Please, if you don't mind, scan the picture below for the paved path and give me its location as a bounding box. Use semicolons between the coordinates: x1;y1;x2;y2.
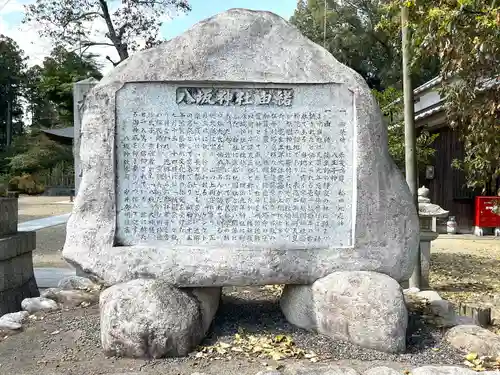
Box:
18;213;70;232
17;211;73;288
34;267;76;289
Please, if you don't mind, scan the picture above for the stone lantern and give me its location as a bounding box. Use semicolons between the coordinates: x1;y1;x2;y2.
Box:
418;186;449;289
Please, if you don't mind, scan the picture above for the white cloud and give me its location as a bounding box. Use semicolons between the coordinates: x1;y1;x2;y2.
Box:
0;0;117;74
0;0;24;15
0;18;53;67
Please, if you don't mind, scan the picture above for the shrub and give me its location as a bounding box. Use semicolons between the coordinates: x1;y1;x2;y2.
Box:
8;174;45;195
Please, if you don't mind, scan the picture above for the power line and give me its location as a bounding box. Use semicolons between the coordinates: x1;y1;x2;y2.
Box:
0;0;12;13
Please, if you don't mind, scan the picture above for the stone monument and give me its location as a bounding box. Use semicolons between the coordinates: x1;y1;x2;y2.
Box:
63;9;419;357
73;77;98;196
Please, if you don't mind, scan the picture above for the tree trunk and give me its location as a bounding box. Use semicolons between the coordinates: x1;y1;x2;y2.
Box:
98;0;129;63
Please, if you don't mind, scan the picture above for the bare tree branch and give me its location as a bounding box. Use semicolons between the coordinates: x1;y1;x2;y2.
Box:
98;0;129;61
82;42;116;47
62;11;105;28
105;55;119;66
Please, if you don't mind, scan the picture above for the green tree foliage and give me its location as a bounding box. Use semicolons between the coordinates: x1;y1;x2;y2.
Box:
24;0;191;66
0;46;101;191
4;130;72;174
24;65;60;130
27;47;102;127
290;1;439;172
0;130;74;193
290;0;439;90
373;87;439;173
379;0;500;192
0;35;27;150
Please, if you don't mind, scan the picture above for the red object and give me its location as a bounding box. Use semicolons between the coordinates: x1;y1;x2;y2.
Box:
474;196;500;228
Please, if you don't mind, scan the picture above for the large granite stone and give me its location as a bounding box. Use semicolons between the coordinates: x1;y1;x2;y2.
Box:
63;8;419;287
412;367;477;375
100;279;220;358
284;364;359;375
445;325;500;356
364;368;400;375
280;271;407;353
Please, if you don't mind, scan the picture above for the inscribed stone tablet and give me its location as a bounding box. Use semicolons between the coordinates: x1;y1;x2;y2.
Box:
115;83;355;248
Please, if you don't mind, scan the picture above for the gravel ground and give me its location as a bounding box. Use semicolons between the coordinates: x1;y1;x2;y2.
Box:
0;286;466;375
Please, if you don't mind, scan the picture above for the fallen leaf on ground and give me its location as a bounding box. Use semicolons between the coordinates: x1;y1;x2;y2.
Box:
196;329;318;362
463;353;500;372
260;285;284;297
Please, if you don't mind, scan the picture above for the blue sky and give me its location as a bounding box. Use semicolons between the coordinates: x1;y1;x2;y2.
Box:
162;0;297;40
0;0;298;69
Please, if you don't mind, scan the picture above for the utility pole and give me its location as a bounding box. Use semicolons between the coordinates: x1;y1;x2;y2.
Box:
401;3;420;288
323;0;327;48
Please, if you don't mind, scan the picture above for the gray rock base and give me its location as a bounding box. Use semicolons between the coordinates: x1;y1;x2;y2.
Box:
0;277;39;316
280;271;407;353
0;311;29;330
57;275;99;291
100;279;220;358
21;296;59;314
284;364;359;375
0;231;39;315
41;287;99;307
363;368;400;375
445;325;500;357
411;366;493;375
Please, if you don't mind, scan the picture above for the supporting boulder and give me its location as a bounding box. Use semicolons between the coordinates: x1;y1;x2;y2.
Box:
100;278;220;358
445;325;500;357
280;271;407;353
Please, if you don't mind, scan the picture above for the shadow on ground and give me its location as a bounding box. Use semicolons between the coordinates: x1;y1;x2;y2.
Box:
201;287;458;362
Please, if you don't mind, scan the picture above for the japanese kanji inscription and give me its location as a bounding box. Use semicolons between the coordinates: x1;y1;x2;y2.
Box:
115;83;356;248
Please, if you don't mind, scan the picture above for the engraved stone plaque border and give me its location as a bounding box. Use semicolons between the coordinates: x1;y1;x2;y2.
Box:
114;82;357;250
